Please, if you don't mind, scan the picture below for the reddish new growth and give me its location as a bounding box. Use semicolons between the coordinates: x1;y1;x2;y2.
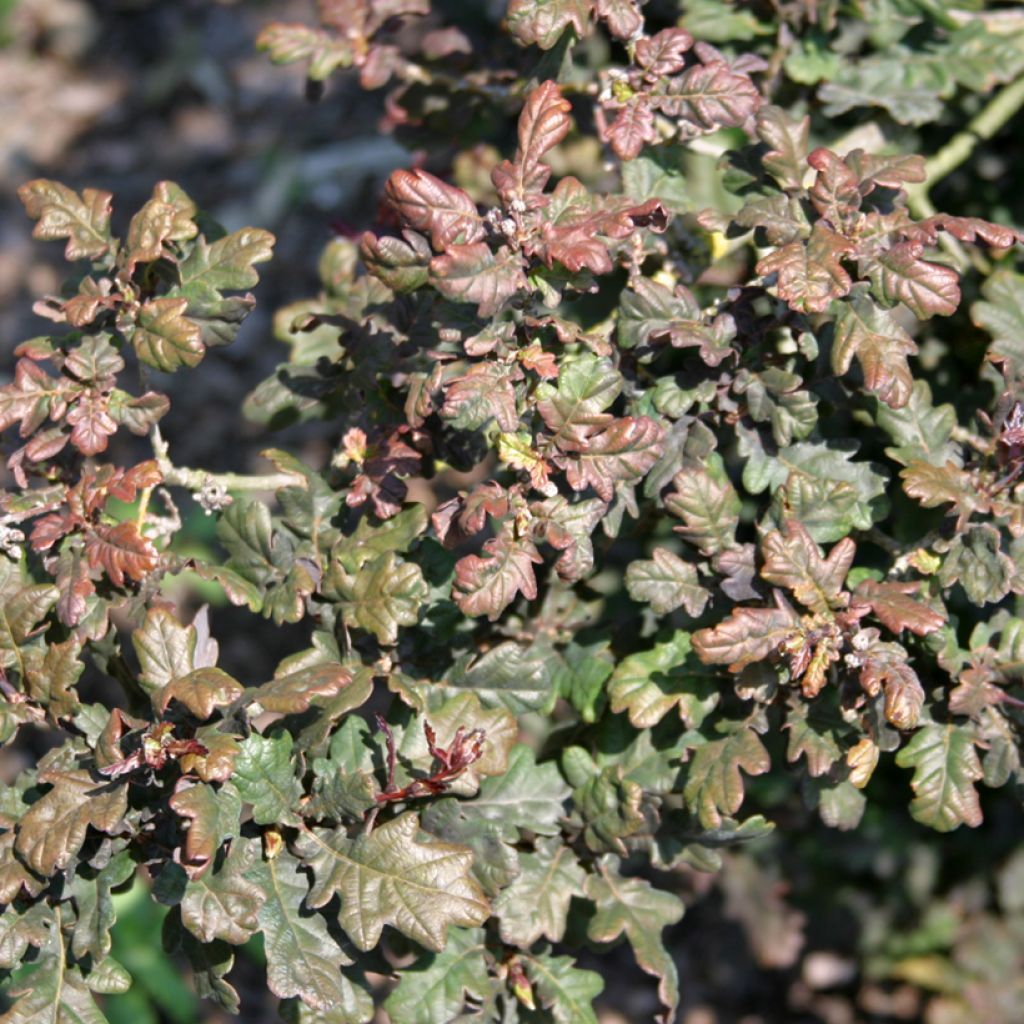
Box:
99;720;207;779
374;713;485;803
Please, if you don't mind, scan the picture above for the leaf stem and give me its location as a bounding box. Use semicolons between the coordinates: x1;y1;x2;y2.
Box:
150;425;303;494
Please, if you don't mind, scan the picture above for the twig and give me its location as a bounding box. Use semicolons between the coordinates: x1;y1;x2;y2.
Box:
922;75;1024;187
906;74;1024;272
150;425;303;494
995;689;1024;712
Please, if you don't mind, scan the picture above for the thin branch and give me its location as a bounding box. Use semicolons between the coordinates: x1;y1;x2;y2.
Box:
150;425;303;495
905;74;1024;272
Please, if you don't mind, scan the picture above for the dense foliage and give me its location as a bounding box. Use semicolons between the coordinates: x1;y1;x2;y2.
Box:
2;1;1024;1021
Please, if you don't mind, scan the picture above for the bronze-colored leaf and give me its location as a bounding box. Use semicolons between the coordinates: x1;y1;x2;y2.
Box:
158;667;245;720
15;770;127;876
132;297;205;372
757;224;853;314
18;179;113;261
869;242;960;319
692;598;801;672
453;525;542;620
385;169;484;251
760;520;855;614
429;243;528;316
493;79;572;201
85;522;160;587
833;290;918;409
852;580;945;636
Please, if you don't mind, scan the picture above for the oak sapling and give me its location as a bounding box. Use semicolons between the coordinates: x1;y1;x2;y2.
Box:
2;2;1023;1022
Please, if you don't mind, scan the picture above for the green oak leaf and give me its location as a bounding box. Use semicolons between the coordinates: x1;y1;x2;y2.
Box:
520;951;603;1024
666;458;741;556
180;839;265;945
494;837;586;946
972;268;1024;378
585;855;684;1019
384;927;495;1024
342;552;429;645
437;641;559;715
295;811;489;951
178;228;275;299
132;606;196;694
609;631;719;729
233;732;304;827
625;547;709;616
463;744;570;834
895;723;984;832
573;765;645;854
420;799;520;897
0;903;52;970
248;850;371;1016
67;848;134;961
874;379;959;467
249;663;353;714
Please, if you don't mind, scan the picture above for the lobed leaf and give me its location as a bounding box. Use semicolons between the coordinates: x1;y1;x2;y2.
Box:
506;0;592;49
586;855;684;1021
385;170;484;251
296;811;489;952
625;547;709;616
383;928;494;1024
18;179;113;261
895;723;984;832
683;728;771;829
494;836;585;946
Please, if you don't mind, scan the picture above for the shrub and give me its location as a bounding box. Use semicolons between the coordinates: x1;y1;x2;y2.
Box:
1;2;1023;1021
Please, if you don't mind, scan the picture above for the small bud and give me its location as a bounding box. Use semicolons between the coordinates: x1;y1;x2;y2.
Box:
0;521;25;558
193;476;232;515
332;427;368;470
500;218;517;237
509;197;527;214
263;828;285;860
